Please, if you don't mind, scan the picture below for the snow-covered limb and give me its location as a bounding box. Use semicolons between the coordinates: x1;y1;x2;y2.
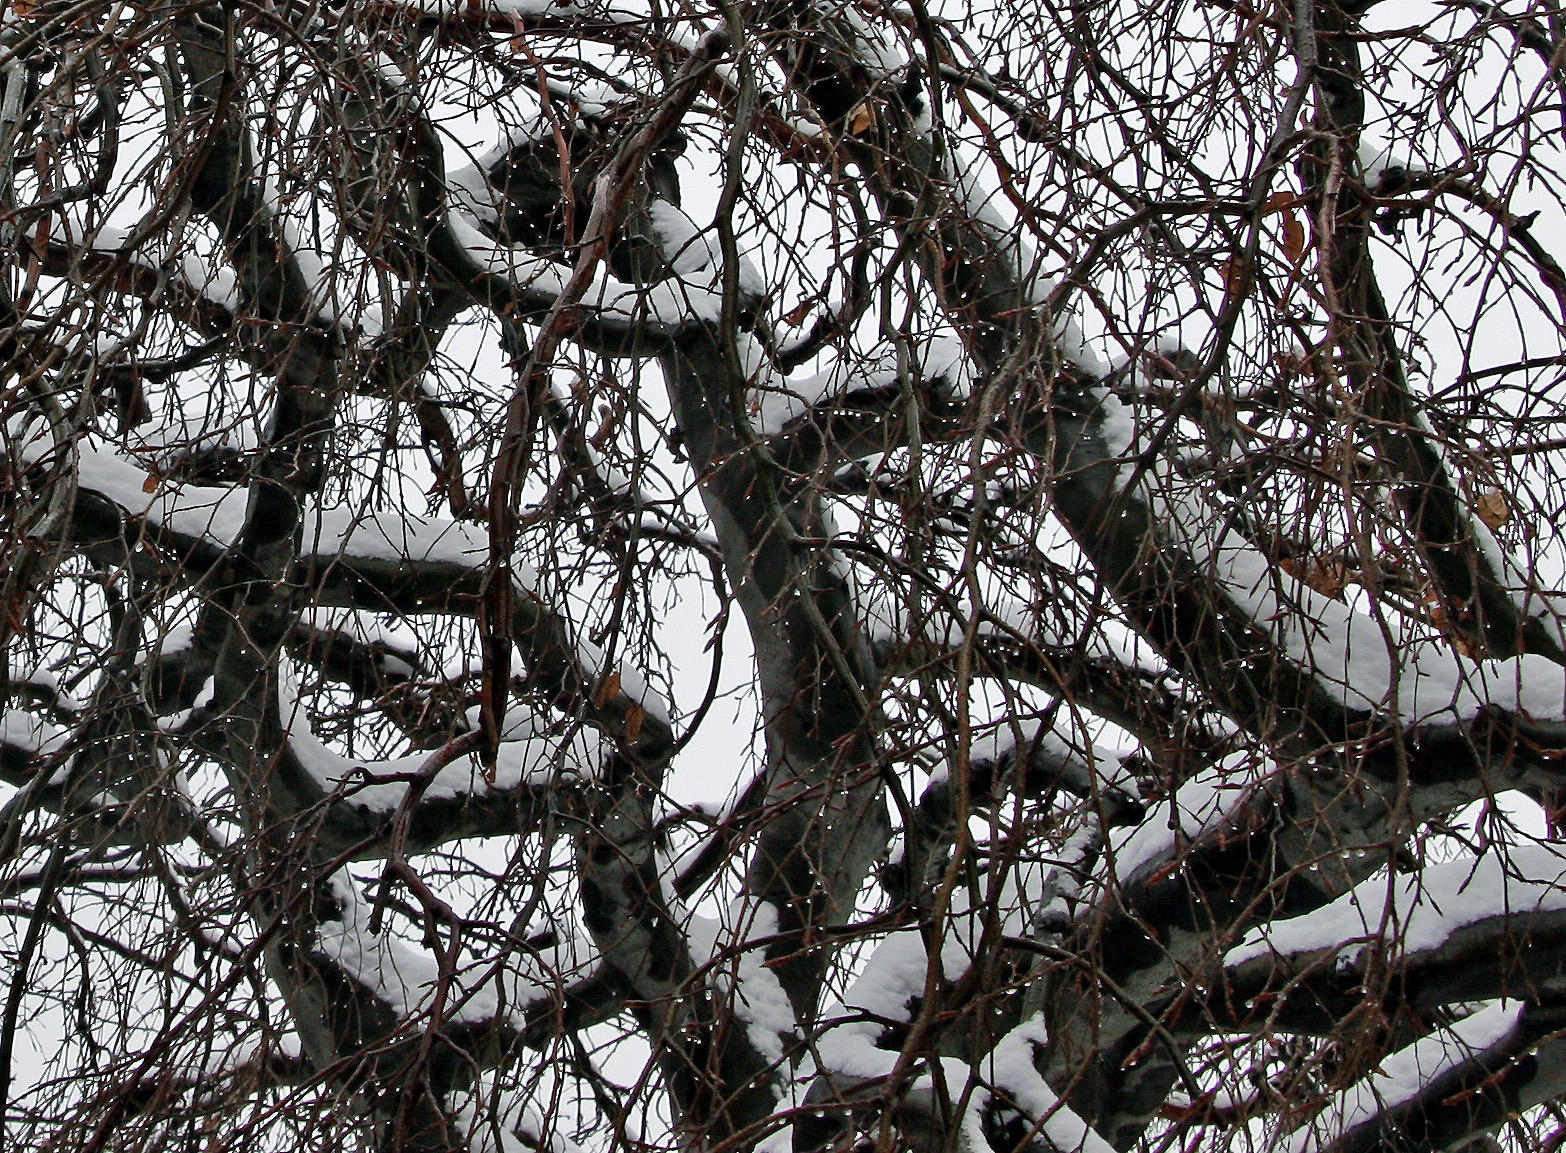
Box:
983;1020;1116;1153
444;207;758;341
746;327;973;437
24;439;678;775
314;870;584;1029
52;441;514;578
1218;843;1566;1031
1104;749;1260;887
1359;140;1430;196
278;669;602;814
687;900;796;1070
886;723;1141;904
860;581;1157;684
0;706;66;787
377;0;650;26
1148;475;1566;723
1228;842;1566;970
804;931;1115;1153
1279;999;1566;1153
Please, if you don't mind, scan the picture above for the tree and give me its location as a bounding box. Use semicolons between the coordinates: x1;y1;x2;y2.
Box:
6;0;1566;1148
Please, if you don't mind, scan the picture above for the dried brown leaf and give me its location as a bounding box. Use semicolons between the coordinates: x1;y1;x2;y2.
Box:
1476;488;1512;530
1282;216;1306;263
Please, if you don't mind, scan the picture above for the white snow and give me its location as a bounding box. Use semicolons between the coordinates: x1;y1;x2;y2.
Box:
813;947;1111;1153
1358;141;1427;190
1107;751;1258;884
447;208;738;330
1148;477;1566;723
834;3;909;78
57;443;541;588
1227;842;1566;968
694;901;795;1066
77;223;241;311
1281;1000;1520;1153
399;0;646;21
649;201;722;277
985;1018;1117;1153
6;666;83;713
1096;389;1136;464
316;872;501;1022
279;670;601;811
573;636;673;726
948;164;1113;382
860;588;1160;681
0;708;64;757
157;622;196;659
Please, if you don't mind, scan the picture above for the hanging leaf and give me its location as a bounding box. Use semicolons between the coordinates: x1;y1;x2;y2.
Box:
1282;216;1306;263
596;670;622;705
1281;555;1350;599
1305;560;1350;600
1220;256;1247;297
625;704;644;745
848;101;876;135
1476;488;1512;530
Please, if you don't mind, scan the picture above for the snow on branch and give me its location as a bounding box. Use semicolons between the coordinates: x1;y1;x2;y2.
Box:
37;440;522;580
445;197;760;339
685;900;796;1069
0;707;67;784
63;222;242;315
1104;750;1264;887
1148;474;1566;724
315;870;580;1027
984;1019;1116;1153
1226;842;1566;975
859;580;1158;679
382;0;649;23
1279;999;1532;1153
747;327;972;436
806;930;1114;1153
278;669;602;813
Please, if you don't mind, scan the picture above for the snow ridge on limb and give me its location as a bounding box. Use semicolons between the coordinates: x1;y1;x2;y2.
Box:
804;929;1114;1153
746;326;973;437
38;440;526;579
277;669;602;813
686;900;796;1070
1146;476;1566;723
446;208;750;336
984;1020;1116;1153
1104;749;1262;886
1219;842;1566;1028
314;870;586;1030
1279;999;1566;1153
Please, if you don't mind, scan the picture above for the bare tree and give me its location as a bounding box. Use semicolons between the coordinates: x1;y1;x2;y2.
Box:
6;0;1566;1150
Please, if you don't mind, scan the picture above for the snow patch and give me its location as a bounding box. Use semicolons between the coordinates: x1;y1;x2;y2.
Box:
1108;751;1258;883
0;708;65;757
986;1018;1117;1153
1227;842;1566;968
280;670;601;811
1282;1001;1520;1153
